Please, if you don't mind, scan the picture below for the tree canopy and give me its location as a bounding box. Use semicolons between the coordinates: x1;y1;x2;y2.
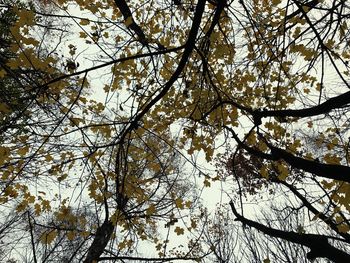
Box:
1;0;350;262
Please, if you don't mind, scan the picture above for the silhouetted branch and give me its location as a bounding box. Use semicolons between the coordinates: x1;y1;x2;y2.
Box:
229;201;350;262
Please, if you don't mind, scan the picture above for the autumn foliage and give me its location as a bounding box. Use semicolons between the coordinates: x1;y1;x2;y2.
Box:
1;0;350;262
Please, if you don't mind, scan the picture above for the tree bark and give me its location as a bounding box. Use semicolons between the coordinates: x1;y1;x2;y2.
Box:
83;220;114;263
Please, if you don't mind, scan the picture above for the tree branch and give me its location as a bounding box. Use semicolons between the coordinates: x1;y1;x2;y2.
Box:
253;90;350;123
268;144;350;183
114;0;148;45
275;178;350;242
225;126;350;183
229;201;350;262
117;0;207;143
83;220;114;263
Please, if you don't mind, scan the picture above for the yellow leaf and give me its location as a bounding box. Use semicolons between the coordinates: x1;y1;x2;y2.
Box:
303;88;310;94
0;103;11;113
103;85;110;93
17;146;30;156
57;173;68;182
323;153;342;165
0;69;6;78
28;195;35;203
79;32;87;38
191;219;197;229
16;200;28;212
70;117;83;126
155;243;162;251
67;231;76;241
125;16;133;27
41;199;51;211
4;186;18;198
191;107;202;121
118;240;127;250
205;147;214;162
246;132;257;145
175;198;184;209
0;146;10;166
260;165;269;179
146;204;156;216
277;163;289;180
272;0;281;4
203;179;211;187
40;230;57;244
174;226;184;235
17;10;35;27
22;37;39;46
45;154;54;162
79;19;90;25
79;97;87;104
80;231;90;238
34;203;42;216
337;223;350;233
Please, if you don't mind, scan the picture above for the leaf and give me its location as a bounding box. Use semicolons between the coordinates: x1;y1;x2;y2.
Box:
0;103;11;113
125;16;133;27
17;9;35;27
16;200;28;212
190;219;197;229
337;224;350;233
67;231;76;241
22;37;39;46
185;200;192;208
34;203;42;216
41;199;51;212
4;186;18;198
79;32;87;38
45;154;54;162
0;69;6;78
155;243;162;251
174;226;184;235
118;240;127;250
40;230;57;244
0;146;10;166
276;162;289;181
323;153;342;165
28;195;35;203
175;198;184;209
57;173;68;182
17;146;29;156
146;204;156;215
80;19;90;25
205;147;214;162
203;179;211;187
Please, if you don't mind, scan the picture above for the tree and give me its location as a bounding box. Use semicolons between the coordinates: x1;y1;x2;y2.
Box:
1;0;350;262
